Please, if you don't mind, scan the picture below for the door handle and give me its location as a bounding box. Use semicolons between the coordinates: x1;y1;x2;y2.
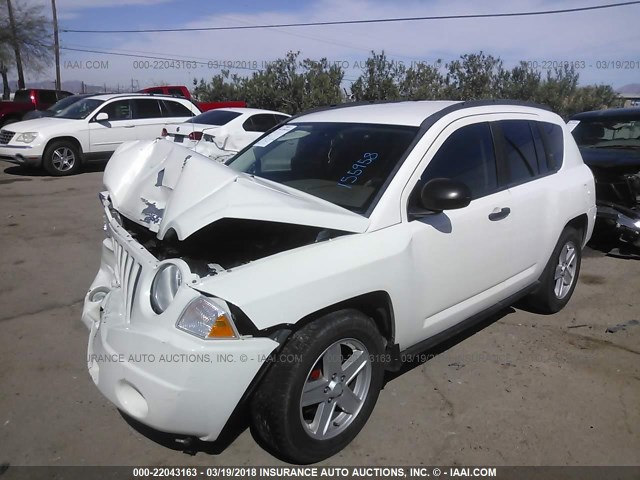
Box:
124;125;135;128
488;207;511;221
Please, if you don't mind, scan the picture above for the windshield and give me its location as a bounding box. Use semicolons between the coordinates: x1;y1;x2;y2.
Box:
186;109;241;125
54;98;104;119
47;95;86;113
227;122;419;214
572;117;640;150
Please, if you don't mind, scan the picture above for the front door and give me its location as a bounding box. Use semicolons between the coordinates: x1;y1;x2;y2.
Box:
404;120;516;341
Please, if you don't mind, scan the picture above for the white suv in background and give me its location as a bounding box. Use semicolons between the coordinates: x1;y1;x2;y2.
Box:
0;94;200;175
82;100;596;463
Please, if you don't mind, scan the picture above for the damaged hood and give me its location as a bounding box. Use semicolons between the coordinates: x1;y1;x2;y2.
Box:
103;139;369;240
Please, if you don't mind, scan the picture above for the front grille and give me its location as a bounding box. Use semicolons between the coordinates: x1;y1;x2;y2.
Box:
0;130;15;144
111;236;142;319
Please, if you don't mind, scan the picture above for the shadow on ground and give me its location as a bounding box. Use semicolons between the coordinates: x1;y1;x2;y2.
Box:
120;306;516;463
3;162;107;178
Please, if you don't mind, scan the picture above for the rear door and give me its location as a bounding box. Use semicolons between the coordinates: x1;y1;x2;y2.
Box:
130;98;166;140
158;99;197;137
87;99;136;155
496;119;564;287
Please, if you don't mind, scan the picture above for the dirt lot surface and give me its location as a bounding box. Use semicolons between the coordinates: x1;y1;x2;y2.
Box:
0;161;638;468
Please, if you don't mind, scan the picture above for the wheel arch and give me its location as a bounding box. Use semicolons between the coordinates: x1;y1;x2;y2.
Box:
248;290;396;347
44;136;84;161
298;291;395;345
564;213;589;247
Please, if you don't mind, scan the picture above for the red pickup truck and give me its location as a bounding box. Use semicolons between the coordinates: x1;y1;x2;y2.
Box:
0;89;73;127
138;85;246;112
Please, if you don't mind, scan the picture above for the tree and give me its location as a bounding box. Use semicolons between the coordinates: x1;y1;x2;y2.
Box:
0;0;53;90
193;51;345;114
444;52;504;100
351;51;405;101
399;60;445;100
0;44;11;99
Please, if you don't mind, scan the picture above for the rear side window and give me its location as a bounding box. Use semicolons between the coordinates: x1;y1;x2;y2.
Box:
168;88;186;97
423;122;498;199
243;114;281;132
499;120;539;184
132;99;162;119
13;90;30;103
39;90;58;104
186;109;240;125
161;100;195;118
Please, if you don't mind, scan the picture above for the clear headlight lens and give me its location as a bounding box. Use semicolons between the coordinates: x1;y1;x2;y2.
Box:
150;264;182;314
176;296;237;339
15;132;38;143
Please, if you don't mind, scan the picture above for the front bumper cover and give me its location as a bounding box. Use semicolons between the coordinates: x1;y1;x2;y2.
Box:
81;194;279;441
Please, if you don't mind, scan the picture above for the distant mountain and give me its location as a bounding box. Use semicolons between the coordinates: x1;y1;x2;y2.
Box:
617;83;640;94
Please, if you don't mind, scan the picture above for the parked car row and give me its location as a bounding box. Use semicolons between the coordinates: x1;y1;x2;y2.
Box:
0;92;290;175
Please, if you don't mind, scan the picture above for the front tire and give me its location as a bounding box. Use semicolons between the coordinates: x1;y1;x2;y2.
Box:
526;226;582;314
250;310;385;464
43;140;81;176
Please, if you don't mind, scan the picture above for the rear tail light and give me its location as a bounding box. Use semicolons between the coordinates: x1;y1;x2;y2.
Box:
188;131;202;141
161;128;168;137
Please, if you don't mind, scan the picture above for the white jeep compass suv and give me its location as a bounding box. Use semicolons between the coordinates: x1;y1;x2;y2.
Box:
81;100;596;463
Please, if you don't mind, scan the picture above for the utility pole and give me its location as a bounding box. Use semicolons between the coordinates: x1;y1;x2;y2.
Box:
6;0;25;89
51;0;61;90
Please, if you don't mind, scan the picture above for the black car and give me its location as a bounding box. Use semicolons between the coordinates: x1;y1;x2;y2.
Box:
570;107;640;255
22;93;97;121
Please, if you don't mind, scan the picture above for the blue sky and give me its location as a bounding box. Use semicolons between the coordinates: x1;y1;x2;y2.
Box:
22;0;640;91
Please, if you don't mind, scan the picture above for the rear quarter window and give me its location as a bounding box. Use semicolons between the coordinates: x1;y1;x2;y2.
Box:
539;122;564;171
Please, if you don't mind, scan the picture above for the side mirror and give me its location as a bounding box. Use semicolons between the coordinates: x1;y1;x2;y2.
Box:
409;178;472;218
95;112;109;122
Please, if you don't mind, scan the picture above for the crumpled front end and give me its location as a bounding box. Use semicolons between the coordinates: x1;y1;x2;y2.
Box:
81;193;279;441
590;164;640;249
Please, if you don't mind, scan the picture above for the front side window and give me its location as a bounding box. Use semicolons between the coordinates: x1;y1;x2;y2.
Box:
422;122;498;199
227;122;418;213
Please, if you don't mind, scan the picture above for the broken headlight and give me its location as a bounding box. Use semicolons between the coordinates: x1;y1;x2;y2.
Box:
176;296;238;339
150;263;182;314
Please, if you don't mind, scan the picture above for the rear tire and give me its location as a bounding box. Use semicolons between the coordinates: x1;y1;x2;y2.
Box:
250;309;385;464
43;140;81;176
526;227;582;314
